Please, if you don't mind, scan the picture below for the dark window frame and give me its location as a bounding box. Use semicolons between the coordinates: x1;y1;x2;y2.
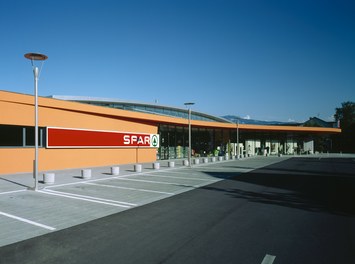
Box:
0;125;46;148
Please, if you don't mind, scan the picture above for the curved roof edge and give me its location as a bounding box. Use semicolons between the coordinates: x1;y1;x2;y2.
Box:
49;95;233;124
1;90;341;134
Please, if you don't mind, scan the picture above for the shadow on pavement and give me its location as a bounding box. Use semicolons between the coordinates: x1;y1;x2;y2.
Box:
0;177;29;188
201;157;355;216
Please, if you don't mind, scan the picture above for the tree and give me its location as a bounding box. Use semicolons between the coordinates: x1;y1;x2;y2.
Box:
334;101;355;129
333;101;355;153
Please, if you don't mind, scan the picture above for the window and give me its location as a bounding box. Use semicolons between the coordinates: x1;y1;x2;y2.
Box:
0;125;23;146
0;125;46;147
24;127;46;147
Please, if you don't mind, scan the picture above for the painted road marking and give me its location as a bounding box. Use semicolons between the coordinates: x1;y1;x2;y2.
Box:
38;190;135;208
44;189;137;206
0;189;27;195
0;211;56;231
42;166;185;189
117;177;197;187
154;170;204;176
84;182;175;195
150;172;219;182
261;254;276;264
197;166;249;171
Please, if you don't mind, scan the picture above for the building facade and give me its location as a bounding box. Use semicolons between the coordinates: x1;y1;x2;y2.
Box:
0;90;341;175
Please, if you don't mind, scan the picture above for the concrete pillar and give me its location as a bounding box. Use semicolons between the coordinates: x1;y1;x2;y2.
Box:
135;164;142;172
81;169;92;179
153;162;160;170
111;166;120;175
43;173;55;184
168;161;175;168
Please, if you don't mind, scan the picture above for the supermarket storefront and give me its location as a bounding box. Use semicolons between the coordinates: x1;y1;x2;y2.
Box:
158;124;333;160
0;90;340;175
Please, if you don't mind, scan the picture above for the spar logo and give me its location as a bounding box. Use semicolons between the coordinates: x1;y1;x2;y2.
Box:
151;134;159;147
123;134;159;147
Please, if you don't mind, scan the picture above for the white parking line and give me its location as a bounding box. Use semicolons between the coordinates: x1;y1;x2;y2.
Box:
84;182;175;195
0;211;56;231
154;170;200;176
261;254;276;264
0;189;27;195
38;190;135;208
42;167;183;189
118;177;197;187
196;167;246;171
150;172;219;182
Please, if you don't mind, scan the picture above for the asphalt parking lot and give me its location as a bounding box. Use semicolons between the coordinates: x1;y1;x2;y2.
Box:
1;154;355;264
0;156;285;247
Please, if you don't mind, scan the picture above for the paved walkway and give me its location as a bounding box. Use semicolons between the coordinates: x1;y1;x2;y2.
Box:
1;154;350;247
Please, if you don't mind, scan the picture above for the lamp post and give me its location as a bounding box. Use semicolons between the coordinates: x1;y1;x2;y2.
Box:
24;52;48;191
236;119;239;159
184;102;195;167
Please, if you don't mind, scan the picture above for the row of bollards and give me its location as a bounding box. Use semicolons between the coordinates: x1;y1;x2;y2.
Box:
43;169;93;184
42;155;234;185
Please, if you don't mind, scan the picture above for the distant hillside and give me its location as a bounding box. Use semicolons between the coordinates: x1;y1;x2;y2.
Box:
222;115;301;126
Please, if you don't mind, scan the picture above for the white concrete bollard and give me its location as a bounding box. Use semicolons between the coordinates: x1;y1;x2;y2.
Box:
135;164;142;172
203;158;208;163
153;162;160;170
81;169;92;179
183;160;189;166
218;156;224;161
43;173;55;184
211;157;216;162
111;166;120;175
168;161;175;168
194;159;200;165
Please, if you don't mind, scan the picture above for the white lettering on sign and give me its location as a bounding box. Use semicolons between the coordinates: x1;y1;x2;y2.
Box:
123;135;151;145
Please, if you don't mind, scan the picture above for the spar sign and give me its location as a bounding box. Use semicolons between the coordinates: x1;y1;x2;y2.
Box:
47;127;160;148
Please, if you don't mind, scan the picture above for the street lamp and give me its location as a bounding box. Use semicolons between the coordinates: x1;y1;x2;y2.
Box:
184;102;195;167
236;119;240;159
24;52;48;191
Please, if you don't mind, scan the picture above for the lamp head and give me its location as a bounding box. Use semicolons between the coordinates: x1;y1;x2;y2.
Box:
24;53;48;61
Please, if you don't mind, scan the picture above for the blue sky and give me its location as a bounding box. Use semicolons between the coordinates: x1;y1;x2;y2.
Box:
1;0;354;122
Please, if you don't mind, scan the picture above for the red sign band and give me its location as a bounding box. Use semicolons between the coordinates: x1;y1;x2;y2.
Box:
46;127;160;148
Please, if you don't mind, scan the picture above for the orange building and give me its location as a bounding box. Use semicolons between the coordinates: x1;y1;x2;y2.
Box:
0;90;341;175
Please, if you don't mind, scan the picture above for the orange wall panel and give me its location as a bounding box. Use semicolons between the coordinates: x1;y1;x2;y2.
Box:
39;106;156;133
40;148;156;171
0;101;34;126
0;91;158;174
0;148;156;174
0;149;34;174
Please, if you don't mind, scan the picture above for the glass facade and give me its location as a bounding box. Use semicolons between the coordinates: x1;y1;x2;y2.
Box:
157;124;233;159
52;96;232;123
89;102;230;122
157;124;329;159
